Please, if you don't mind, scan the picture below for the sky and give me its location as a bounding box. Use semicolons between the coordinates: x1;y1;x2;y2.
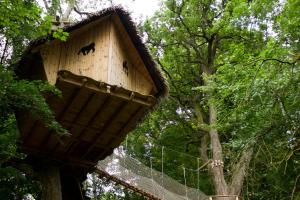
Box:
37;0;161;22
70;0;162;22
112;0;161;19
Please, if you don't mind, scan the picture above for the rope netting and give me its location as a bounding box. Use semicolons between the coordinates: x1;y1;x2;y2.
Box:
97;148;208;200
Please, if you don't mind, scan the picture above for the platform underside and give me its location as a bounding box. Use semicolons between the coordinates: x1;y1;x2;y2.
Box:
18;70;156;168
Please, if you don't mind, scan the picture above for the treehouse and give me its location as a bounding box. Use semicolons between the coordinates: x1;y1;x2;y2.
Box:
17;7;168;170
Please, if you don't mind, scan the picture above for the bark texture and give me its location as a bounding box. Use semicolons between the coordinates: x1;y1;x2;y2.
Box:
208;104;228;196
40;165;62;200
229;147;254;195
201;35;253;199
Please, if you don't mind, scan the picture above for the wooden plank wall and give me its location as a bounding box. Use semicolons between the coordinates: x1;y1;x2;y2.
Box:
40;41;62;85
40;17;111;85
109;16;157;96
39;14;157;96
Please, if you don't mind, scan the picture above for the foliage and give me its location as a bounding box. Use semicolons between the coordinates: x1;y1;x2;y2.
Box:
126;0;300;199
53;28;70;42
0;0;52;63
0;0;299;199
0;0;68;199
0;166;41;200
0;65;66;136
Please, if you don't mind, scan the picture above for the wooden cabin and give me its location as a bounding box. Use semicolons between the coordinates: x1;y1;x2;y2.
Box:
17;7;168;170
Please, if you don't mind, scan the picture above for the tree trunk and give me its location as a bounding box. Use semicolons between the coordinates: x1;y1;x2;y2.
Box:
40;165;62;200
207;101;252;200
208;103;229;199
229;147;254;195
203;38;245;199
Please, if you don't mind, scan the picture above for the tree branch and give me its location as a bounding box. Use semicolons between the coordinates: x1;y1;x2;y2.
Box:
157;58;173;81
229;146;254;195
0;38;8;65
262;58;298;65
277;96;292;122
218;35;248;42
291;174;300;200
62;0;75;21
42;0;50;11
157;58;194;119
4;158;39;179
74;7;92;17
169;0;209;41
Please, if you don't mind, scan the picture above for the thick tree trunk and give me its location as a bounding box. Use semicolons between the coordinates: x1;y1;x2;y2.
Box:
202;38;250;199
204;104;254;200
229;147;254;195
206;101;253;200
208;104;229;198
40;165;62;200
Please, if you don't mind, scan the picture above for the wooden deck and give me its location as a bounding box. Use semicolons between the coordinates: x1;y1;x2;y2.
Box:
17;70;157;168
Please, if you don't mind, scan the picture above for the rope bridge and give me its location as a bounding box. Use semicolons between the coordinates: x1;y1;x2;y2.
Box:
95;168;160;200
96;147;208;200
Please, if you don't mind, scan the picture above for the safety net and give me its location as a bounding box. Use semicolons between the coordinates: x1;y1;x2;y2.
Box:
97;148;208;200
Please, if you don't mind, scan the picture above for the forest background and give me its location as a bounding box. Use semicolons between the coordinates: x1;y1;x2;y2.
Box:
0;0;299;199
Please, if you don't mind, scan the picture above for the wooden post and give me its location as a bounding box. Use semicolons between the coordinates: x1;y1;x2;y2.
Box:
40;165;62;200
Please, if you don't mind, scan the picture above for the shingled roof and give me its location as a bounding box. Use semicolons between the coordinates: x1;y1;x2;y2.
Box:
28;7;168;98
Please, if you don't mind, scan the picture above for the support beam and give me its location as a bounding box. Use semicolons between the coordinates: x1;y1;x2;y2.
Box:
40;165;62;200
81;101;129;159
